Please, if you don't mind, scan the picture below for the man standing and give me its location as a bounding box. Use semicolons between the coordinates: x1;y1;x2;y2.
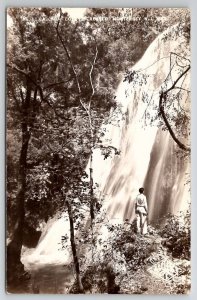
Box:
135;187;148;235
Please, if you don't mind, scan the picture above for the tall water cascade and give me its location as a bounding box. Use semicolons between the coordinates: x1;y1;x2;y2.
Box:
92;25;190;223
22;25;190;267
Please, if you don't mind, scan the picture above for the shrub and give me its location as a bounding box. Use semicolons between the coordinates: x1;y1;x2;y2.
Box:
81;263;120;294
111;220;157;271
159;210;190;260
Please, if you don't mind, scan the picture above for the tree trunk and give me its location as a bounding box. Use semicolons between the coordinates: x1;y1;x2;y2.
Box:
89;150;94;221
65;199;84;293
7;84;32;285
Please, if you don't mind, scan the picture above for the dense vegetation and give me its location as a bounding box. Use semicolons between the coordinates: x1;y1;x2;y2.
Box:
7;8;190;293
71;216;190;294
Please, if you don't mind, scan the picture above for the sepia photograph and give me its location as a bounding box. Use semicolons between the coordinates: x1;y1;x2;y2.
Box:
6;7;191;294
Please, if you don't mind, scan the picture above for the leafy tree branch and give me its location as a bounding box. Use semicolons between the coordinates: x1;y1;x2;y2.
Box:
159;65;191;152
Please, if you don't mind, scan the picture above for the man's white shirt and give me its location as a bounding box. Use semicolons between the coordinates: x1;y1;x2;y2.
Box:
135;193;148;214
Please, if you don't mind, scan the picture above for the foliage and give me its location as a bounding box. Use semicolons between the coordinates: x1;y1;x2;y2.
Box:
109;221;156;271
71;262;119;294
159;210;190;260
123;15;191;154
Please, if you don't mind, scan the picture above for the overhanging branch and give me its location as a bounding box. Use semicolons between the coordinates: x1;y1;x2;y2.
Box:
159;65;191;152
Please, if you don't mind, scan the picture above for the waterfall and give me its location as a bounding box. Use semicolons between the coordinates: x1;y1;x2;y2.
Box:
22;24;190;267
21;213;71;267
91;24;190;224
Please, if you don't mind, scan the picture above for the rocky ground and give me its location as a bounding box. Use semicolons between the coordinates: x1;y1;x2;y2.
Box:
117;234;190;295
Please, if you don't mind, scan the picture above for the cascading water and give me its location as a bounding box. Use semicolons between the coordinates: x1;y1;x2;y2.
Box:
92;24;190;224
22;24;190;268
